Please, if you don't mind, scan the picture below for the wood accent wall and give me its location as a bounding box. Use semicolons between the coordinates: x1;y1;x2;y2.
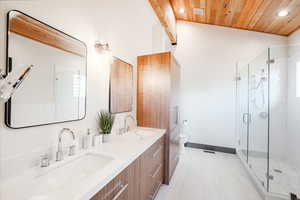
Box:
170;0;300;36
9;11;86;57
110;57;133;114
149;0;177;43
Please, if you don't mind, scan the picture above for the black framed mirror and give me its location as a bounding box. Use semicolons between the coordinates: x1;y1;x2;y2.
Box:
5;10;87;129
109;57;133;114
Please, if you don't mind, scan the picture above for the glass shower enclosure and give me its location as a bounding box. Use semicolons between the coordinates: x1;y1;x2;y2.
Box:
236;46;300;199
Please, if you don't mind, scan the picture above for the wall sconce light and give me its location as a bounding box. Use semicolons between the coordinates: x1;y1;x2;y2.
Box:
95;41;111;53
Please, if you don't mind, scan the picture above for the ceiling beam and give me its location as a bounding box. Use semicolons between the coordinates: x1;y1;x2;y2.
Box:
149;0;177;44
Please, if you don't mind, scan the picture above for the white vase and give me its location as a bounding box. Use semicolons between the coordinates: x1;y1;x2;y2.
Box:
93;135;102;147
102;134;111;143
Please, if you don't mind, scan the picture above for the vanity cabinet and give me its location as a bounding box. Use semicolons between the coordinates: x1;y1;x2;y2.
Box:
137;52;181;184
141;136;164;200
91;168;129;200
91;136;164;200
128;158;141;200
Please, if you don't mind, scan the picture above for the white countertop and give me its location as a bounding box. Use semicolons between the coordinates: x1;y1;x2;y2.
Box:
0;127;166;200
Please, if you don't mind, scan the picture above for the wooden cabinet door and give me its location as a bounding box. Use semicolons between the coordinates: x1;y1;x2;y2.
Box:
140;137;164;200
137;52;180;185
168;55;181;181
128;157;141;200
169;126;180;179
137;52;171;129
170;55;181;130
140;149;152;200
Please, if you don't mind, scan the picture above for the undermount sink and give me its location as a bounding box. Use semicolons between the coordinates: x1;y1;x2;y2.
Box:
133;128;155;139
34;153;114;192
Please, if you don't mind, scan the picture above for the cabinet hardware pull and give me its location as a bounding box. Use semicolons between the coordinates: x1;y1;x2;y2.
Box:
151;164;162;178
149;181;162;200
175;106;180;125
103;180;122;199
112;183;128;200
152;146;162;158
174;154;179;162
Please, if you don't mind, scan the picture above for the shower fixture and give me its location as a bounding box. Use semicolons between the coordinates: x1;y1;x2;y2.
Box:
259;111;268;119
252;69;267;90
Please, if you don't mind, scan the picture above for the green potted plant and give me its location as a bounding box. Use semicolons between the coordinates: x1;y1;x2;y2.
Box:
98;111;115;142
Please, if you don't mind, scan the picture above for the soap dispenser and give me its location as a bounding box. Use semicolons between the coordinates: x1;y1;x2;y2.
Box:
86;129;92;148
82;129;92;150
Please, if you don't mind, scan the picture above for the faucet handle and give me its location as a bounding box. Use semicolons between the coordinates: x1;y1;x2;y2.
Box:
40;154;50;168
69;145;76;156
56;150;63;161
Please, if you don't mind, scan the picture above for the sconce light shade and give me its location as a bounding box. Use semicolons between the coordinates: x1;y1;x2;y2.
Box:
95;41;111;53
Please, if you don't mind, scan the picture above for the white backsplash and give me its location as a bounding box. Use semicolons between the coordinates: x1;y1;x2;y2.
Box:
0;113;135;181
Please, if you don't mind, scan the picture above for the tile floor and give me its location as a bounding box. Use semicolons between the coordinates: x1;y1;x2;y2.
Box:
155;148;263;200
247;155;300;197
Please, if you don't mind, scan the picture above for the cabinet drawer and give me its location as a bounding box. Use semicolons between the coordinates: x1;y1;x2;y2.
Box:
146;137;163;157
149;166;163;200
149;145;163;170
144;163;163;200
141;136;164;200
91;167;129;200
149;163;163;181
169;126;180;181
145;137;164;171
170;127;180;158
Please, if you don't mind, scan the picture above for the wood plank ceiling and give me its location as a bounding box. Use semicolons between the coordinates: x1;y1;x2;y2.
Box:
170;0;300;36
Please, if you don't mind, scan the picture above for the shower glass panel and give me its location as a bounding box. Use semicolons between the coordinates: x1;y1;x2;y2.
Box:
237;45;300;199
248;50;269;190
236;65;249;162
268;46;300;197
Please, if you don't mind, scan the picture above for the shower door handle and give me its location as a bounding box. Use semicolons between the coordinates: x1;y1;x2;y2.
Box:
243;113;249;124
243;113;252;124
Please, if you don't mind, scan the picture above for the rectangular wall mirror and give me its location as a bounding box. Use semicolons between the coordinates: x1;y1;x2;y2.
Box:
5;10;87;129
109;57;133;114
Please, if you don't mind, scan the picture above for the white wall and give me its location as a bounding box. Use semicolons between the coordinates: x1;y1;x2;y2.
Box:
287;29;300;168
174;21;287;148
0;0;171;182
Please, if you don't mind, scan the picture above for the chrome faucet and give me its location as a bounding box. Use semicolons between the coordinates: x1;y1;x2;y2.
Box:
56;128;76;161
